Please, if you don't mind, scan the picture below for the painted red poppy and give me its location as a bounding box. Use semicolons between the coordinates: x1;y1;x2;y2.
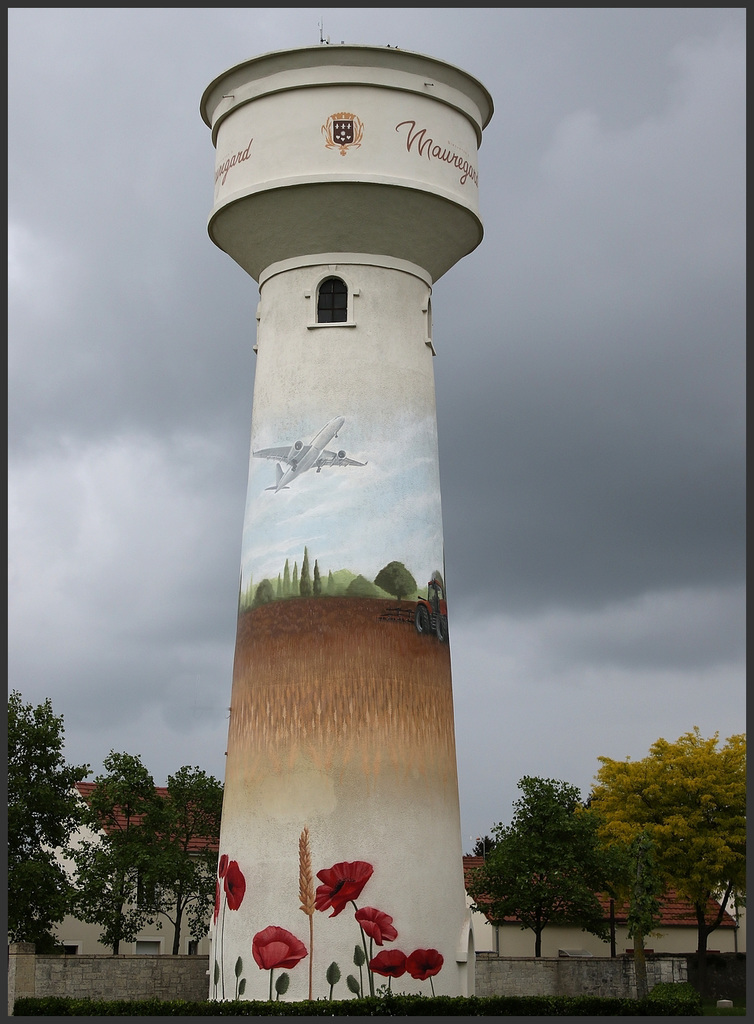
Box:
223;859;246;910
354;906;398;946
315;860;373;917
218;854;229;878
369;949;407;978
252;925;308;970
213;879;221;923
406;948;444;980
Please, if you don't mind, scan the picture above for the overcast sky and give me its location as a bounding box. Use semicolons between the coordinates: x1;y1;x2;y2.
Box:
8;8;745;849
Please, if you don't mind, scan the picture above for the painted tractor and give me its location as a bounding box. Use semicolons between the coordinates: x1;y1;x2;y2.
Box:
414;577;449;642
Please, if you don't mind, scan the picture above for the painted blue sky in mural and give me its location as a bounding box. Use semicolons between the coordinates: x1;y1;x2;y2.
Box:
240;412;445;592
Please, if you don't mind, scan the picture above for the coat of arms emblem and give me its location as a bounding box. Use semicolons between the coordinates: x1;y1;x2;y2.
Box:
322;112;364;156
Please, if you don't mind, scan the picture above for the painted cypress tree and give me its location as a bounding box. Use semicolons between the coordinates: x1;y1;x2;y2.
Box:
240;575;254;612
313;559;321;596
283;559;291;598
300;547;312;597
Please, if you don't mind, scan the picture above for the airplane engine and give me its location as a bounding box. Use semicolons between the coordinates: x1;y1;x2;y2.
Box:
287;440;304;460
337;450;346;460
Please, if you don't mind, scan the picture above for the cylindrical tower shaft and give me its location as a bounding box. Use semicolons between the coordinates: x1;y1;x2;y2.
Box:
201;44;492;1002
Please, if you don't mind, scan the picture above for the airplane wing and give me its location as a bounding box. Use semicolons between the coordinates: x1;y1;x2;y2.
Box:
316;449;367;468
253;445;311;464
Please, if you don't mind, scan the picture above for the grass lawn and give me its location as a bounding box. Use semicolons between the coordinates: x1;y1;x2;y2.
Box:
702;999;746;1016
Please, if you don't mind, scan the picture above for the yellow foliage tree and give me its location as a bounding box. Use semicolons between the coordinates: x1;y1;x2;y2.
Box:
590;728;745;959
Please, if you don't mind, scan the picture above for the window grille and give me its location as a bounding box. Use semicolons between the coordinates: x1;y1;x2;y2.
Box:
317;277;348;323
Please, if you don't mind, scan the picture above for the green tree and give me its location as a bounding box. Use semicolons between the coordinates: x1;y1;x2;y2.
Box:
72;751;160;953
373;561;418;602
590;728;746;963
300;547;312;597
313;559;322;596
143;766;223;954
292;562;299;594
283;559;291;597
467;777;612;956
626;832;662;999
327;570;335;595
470;834;497;858
8;691;90;949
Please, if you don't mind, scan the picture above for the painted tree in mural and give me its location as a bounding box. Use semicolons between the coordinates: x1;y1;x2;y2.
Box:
253;579;275;607
590;728;746;969
313;559;322;595
8;690;90;950
467;777;613;956
300;547;312;597
239;574;254;612
346;574;380;597
374;561;418;603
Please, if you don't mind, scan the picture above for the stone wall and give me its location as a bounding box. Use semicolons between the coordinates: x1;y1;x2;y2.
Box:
475;952;687;999
14;945;737;1012
8;945;209;1013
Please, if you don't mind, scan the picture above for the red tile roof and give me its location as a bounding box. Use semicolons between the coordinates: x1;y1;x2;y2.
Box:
75;781;219;853
462;855;736;930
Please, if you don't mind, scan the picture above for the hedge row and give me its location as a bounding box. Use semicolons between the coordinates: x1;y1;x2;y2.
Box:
14;983;703;1016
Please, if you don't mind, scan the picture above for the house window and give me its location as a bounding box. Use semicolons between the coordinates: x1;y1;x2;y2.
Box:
135;940;161;955
188;940;199;955
317;277;348;323
63;944;79;955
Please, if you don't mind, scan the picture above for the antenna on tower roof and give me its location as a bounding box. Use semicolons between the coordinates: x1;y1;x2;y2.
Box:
318;18;330;45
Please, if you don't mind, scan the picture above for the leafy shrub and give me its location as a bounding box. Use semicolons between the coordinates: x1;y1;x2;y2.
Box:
13;990;704;1015
644;982;704;1014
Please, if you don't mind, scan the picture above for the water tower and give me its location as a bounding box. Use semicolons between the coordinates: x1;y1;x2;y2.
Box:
200;43;492;1002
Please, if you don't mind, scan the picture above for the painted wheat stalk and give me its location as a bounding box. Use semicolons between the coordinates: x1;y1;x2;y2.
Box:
299;826;316;1000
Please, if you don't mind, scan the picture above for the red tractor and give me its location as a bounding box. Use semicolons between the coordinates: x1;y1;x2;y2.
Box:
415;578;449;642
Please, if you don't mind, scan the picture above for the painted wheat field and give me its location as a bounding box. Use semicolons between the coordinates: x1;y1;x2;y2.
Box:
227;597;458;793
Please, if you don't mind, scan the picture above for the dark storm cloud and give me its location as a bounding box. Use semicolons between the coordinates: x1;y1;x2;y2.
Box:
8;8;745;837
433;19;745;613
8;8;259;458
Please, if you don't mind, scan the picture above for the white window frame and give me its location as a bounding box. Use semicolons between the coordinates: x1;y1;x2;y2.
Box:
134;938;163;955
306;272;359;329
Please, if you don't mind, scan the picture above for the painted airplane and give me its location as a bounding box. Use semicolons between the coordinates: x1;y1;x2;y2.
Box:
253;416;367;491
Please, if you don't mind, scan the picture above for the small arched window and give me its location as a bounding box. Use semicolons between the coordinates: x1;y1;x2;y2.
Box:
317;277;348;323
